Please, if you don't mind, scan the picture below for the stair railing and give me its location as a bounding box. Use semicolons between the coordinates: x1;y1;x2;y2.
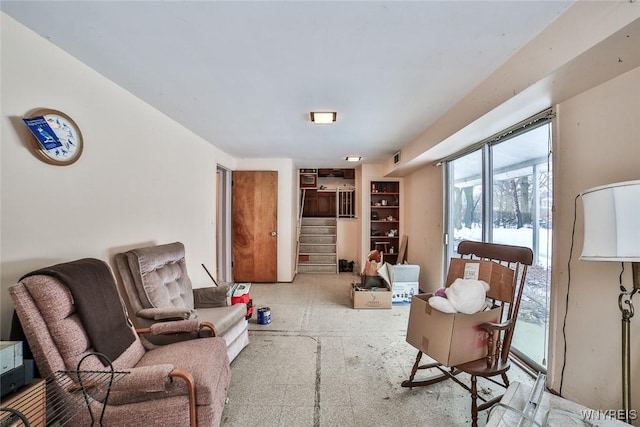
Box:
296;189;306;274
337;188;355;218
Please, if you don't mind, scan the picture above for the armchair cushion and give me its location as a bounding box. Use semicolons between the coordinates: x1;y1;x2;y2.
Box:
125;244;195;310
193;285;232;308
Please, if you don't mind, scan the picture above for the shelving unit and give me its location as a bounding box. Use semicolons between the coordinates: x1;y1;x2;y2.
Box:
370;180;400;264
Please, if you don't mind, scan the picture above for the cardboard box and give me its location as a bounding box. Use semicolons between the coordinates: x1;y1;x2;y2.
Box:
1;341;23;375
351;282;392;309
392;281;419;304
445;258;514;301
388;264;420;304
406;293;501;366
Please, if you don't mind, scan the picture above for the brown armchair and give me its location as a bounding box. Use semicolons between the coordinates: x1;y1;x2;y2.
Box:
402;240;534;427
9;258;230;427
114;242;249;362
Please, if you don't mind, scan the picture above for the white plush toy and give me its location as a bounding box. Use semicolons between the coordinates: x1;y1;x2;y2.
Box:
428;278;490;314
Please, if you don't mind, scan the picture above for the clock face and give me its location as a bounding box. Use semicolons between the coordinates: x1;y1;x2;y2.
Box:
24;109;84;166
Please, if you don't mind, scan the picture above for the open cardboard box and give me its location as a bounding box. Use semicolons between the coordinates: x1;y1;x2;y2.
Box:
406;259;513;366
351;280;392;309
406;293;501;366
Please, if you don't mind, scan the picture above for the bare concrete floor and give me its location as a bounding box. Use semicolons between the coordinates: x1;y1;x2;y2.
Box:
221;273;534;427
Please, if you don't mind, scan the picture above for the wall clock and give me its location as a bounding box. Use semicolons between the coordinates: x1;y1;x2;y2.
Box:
23;109;84;166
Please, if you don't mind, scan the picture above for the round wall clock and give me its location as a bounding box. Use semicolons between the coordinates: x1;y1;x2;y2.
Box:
24;109;84;166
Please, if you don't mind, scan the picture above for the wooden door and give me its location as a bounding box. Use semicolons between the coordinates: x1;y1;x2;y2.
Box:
232;171;278;282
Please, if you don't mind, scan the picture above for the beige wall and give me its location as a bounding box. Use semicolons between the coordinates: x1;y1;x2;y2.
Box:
0;14;234;338
402;164;444;291
549;66;640;416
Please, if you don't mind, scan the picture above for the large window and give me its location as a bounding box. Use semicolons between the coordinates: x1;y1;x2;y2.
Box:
445;112;553;370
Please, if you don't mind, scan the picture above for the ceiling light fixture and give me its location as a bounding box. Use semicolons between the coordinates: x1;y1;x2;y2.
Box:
310;111;337;124
345;156;362;162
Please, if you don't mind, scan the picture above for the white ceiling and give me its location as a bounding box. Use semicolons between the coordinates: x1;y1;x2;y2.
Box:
1;1;573;168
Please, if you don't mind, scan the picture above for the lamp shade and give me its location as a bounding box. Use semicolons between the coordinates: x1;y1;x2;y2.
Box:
580;180;640;262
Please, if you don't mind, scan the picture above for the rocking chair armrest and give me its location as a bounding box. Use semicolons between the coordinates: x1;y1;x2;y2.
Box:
480;319;515;367
137;307;197;321
137;319;217;336
479;318;514;333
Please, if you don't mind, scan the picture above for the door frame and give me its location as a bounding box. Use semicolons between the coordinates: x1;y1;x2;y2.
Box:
216;165;233;282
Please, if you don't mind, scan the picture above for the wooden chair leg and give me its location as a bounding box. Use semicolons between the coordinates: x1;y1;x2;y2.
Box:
407;351;423;383
470;375;478;427
501;372;509;388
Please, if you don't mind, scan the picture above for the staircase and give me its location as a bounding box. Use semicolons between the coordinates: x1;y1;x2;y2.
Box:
297;217;338;274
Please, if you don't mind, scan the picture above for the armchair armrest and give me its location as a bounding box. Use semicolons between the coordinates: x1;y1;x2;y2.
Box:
110;364;175;393
193;284;232;308
137;307;197;321
136;319;217;337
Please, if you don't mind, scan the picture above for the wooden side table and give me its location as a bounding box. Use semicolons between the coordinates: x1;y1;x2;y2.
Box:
0;378;46;426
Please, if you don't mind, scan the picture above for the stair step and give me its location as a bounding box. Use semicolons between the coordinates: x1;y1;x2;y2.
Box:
300;235;335;244
300;226;336;235
298;263;338;274
301;217;337;226
299;254;336;263
300;244;336;254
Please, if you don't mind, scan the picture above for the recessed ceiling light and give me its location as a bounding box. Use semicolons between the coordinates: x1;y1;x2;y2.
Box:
345;156;362;162
310;111;337;124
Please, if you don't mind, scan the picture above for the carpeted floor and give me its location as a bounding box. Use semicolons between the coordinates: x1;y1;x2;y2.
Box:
221;273;533;427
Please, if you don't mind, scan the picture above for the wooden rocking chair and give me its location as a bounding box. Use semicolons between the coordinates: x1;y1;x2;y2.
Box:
401;240;534;427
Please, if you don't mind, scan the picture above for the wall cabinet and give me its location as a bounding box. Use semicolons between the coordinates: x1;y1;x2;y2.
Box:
302;190;337;217
317;192;336;216
370;180;400;264
303;189;318;214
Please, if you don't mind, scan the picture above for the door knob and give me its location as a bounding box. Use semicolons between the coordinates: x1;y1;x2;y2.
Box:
270;231;277;237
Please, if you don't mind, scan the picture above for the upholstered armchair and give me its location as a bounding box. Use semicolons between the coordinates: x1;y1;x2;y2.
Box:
114;242;249;362
9;258;230;427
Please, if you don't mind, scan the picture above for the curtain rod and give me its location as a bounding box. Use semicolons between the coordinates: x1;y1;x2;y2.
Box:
435;108;555;166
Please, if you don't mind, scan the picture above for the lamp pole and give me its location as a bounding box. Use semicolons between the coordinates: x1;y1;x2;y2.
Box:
619;262;639;424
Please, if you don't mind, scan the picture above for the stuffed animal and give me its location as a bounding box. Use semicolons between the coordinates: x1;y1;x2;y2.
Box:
428;279;490;314
428;293;457;313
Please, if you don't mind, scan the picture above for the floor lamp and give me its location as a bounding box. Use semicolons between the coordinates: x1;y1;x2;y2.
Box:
580;180;640;424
